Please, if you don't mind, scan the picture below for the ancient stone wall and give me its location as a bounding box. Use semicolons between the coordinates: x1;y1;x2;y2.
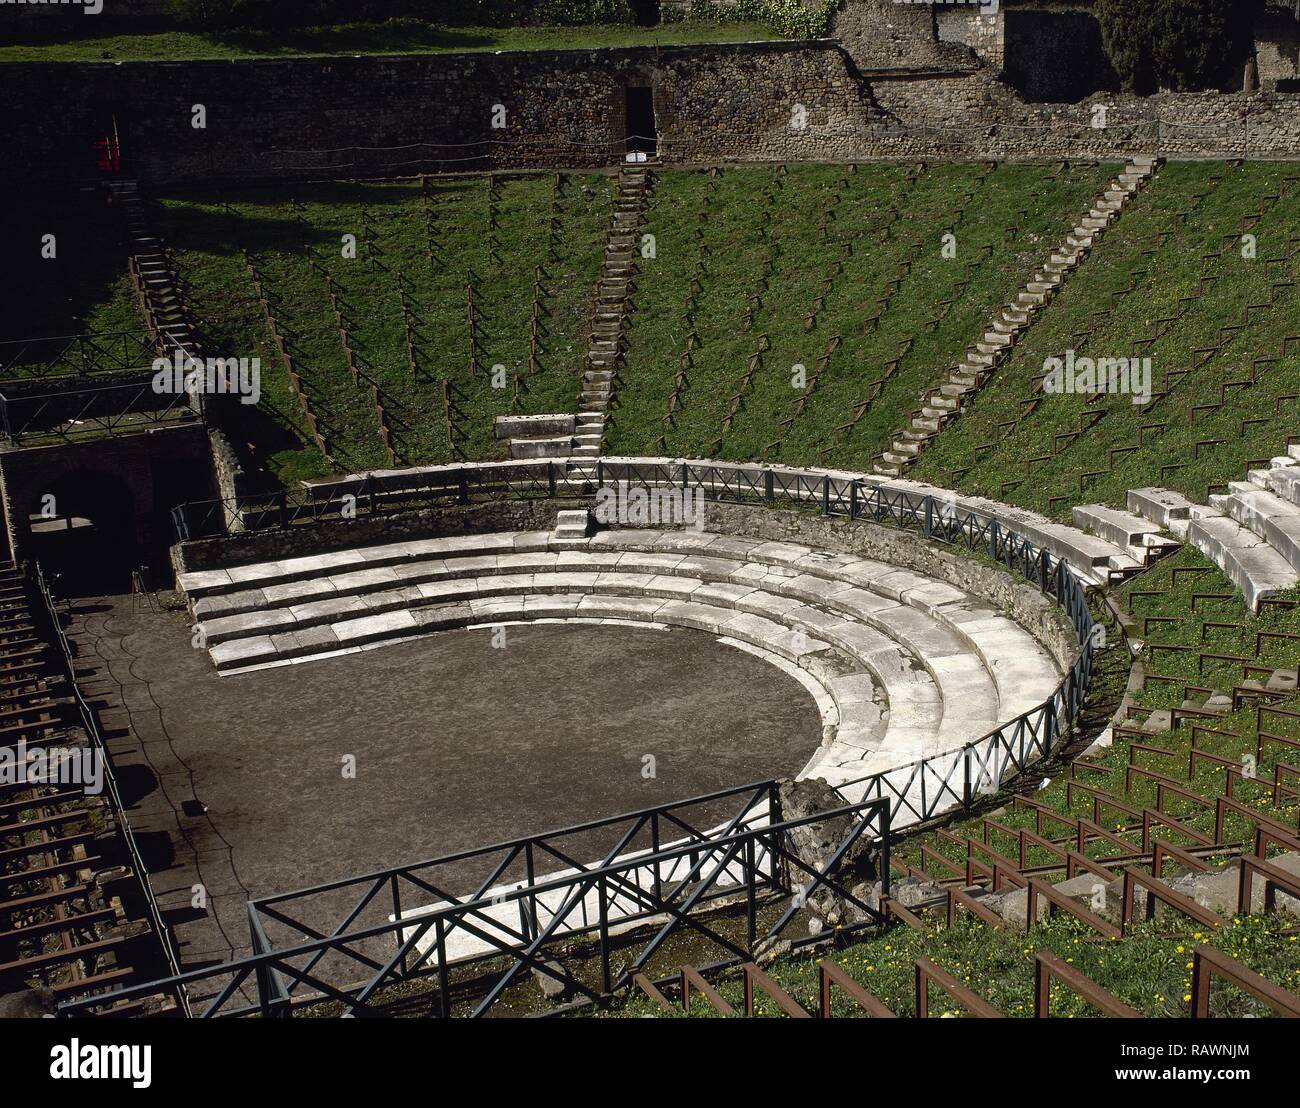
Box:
4;36;1298;192
832;0;965;70
935;4;1004;70
1258;9;1300;90
173;497;567;573
859;81;1300;160
0;42;867;188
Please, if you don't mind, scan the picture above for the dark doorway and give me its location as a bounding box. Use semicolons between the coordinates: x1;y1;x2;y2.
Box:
625;87;656;155
28;470;138;596
629;0;660;27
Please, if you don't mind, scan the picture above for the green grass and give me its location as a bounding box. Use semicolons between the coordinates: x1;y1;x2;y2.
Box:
611;913;1300;1018
144;163;1114;486
0;21;782;63
607;161;1117;465
591;549;1300;1020
19;158;1300;496
1115;546;1300;711
914;160;1300;519
153;173;610;484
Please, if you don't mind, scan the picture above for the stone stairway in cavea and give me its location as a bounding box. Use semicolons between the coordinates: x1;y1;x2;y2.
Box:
873;155;1162;478
497;162;656;467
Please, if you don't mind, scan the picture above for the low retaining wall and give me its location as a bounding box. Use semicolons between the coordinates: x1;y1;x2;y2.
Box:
172;496;567;575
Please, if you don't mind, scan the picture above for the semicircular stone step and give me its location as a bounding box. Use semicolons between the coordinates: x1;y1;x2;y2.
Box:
196;552;1007;731
185;528;1064;787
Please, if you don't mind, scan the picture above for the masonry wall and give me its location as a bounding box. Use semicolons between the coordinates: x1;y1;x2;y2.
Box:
1258;9;1300;90
935;6;1004;70
0;422;214;567
1001;7;1117;102
0;42;868;187
3;38;1299;192
862;68;1300;160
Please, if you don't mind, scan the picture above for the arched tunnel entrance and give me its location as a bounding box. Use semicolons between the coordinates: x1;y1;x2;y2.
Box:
27;470;139;595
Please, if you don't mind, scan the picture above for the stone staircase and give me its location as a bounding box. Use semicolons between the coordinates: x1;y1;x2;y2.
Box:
493;414;576;460
1070;503;1182;573
1124;445;1300;612
873;156;1161;478
106;179;196;355
500;163;656;468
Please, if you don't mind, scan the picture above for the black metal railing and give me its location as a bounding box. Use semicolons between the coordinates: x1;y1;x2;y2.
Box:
32;563;190;1014
0;376;199;445
0;330;162;382
57;782;890;1018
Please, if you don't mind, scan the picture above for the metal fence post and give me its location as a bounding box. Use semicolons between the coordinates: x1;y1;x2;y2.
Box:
849;480;859;520
764;469;774;503
435;918;450;1018
745;836;757;951
598;876;611;996
821;475;830;514
988;519;1000;561
923;496;933;539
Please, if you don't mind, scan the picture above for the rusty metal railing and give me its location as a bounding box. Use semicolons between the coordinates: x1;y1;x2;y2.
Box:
1190;944;1300;1018
1033;952;1140;1018
914;957;1003;1018
1120;869;1223;936
818;960;896;1018
742;963;810;1019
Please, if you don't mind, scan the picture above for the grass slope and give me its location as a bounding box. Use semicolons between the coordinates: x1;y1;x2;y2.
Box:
607;161;1116;467
154;173;610;484
915;160;1300;518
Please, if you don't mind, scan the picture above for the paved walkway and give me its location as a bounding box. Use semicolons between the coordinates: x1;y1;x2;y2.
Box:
66;594;820;967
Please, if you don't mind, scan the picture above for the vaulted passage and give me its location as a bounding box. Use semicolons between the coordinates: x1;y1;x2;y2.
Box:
28;469;137;595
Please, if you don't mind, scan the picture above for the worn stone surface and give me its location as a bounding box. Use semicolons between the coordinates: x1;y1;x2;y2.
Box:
775;776;880;926
0;987;57;1018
